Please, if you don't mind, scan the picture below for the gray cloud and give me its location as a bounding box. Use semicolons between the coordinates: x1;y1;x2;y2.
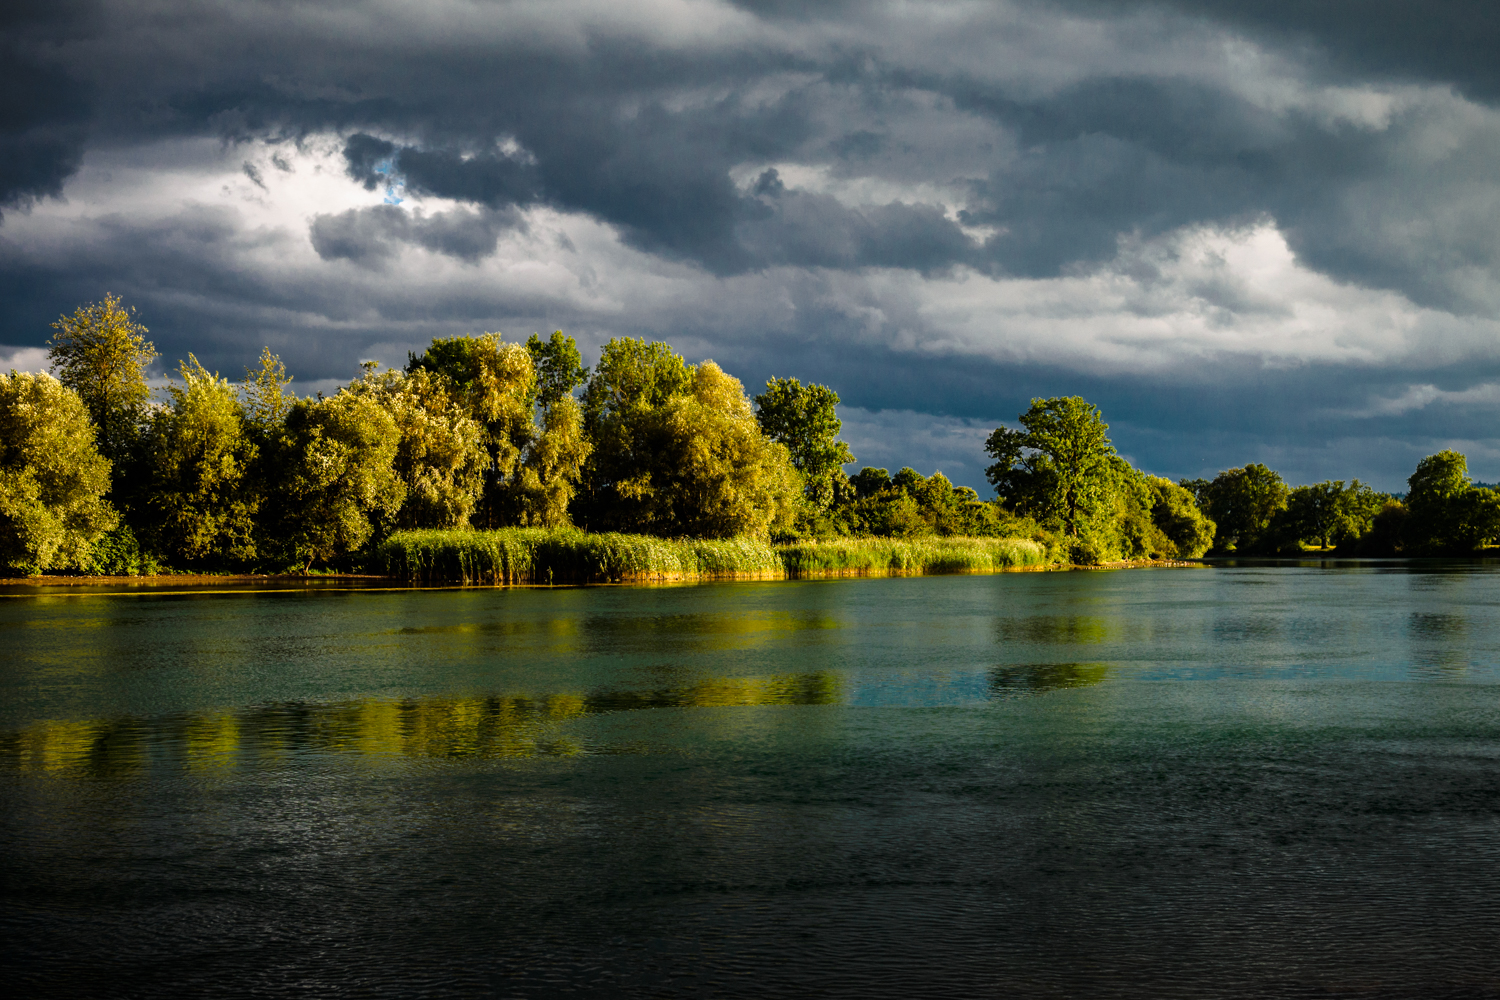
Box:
309;204;525;266
4;0;1500;493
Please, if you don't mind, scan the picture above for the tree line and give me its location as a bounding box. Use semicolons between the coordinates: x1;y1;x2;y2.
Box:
0;295;1493;575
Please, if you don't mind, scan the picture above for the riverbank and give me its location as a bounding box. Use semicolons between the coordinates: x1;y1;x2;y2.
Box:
1;532;1214;589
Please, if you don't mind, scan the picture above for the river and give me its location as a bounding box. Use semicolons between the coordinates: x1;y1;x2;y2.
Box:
4;563;1500;997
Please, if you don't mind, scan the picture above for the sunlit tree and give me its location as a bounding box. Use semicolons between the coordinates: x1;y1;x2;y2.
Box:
276;386;406;570
144;355;260;563
0;372;118;573
47;294;157;476
986;396;1118;539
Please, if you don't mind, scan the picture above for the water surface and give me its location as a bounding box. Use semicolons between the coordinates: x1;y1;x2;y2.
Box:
5;564;1500;997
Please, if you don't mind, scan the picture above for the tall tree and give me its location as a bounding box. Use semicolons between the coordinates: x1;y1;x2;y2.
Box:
578;338;694;528
525;331;589;407
1405;451;1500;551
1145;476;1216;558
1200;464;1289;552
508;395;593;528
753;377;854;508
276;388;406;570
407;333;535;525
0;372;118;574
242;347;295;433
47;295;158;476
144;356;260;564
985;396;1117;539
578;341;798;537
347;364;487;530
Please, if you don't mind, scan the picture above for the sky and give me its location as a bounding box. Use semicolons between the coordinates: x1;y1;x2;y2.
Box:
4;0;1500;493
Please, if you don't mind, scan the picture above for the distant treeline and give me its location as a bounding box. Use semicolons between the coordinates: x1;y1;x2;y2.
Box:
0;295;1488;576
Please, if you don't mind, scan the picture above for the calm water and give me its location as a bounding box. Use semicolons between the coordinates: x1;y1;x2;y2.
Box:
5;564;1500;998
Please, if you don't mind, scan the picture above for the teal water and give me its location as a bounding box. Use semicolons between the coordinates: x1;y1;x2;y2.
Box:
4;564;1500;997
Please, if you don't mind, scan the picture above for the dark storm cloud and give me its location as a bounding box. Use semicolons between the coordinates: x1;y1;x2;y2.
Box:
2;0;1494;290
309;204;526;266
5;0;1500;491
0;1;96;209
1135;0;1500;101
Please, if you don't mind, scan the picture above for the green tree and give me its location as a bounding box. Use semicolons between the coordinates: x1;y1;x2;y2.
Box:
276;388;406;570
577;338;695;529
1200;464;1289;553
985;396;1117;539
508;394;593;527
525;331;589;407
0;372;118;574
578;343;798;537
144;356;260;563
347;364;487;529
1276;480;1387;550
242;347;294;433
1405;450;1500;551
47;294;158;477
1145;476;1216;558
407;333;536;524
753;377;855;508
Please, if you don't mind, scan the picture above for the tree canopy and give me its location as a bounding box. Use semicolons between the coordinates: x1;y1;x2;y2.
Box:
47;294;157;474
0;372;117;574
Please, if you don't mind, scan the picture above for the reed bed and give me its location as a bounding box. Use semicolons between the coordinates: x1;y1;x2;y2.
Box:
378;529;1050;584
775;536;1048;577
376;528;783;584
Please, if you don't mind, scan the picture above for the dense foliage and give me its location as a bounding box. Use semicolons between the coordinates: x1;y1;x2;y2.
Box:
8;294;1490;575
0;372;118;573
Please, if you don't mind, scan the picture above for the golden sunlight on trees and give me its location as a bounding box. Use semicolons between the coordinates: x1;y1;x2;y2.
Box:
144;356;260;564
0;372;118;573
347;365;487;530
578;340;799;538
275;386;406;570
47;294;157;476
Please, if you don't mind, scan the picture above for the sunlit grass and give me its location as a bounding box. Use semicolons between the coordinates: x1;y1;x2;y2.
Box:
377;529;1050;583
376;528;783;584
775;536;1048;576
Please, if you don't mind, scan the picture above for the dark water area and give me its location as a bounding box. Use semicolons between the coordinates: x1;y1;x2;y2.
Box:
5;564;1500;998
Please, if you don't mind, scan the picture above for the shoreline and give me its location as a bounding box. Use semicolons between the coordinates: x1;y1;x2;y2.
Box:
0;560;1206;590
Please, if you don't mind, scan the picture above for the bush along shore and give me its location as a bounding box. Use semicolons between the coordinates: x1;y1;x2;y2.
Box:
376;529;1050;584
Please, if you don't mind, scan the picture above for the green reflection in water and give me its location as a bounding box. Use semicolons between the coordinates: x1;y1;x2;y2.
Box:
995;615;1113;645
988;662;1111;696
0;670;842;776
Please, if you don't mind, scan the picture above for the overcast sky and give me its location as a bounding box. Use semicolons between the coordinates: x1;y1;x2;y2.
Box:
4;0;1500;491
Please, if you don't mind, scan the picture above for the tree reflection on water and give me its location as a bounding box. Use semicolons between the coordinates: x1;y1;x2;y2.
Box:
988;662;1110;697
0;671;842;775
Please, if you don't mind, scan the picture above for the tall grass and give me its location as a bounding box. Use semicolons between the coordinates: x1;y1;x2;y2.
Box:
776;536;1048;576
377;528;1050;584
377;528;783;584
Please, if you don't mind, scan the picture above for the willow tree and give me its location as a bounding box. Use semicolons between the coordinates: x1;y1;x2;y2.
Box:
0;372;118;574
144;356;260;563
47;295;157;478
1145;476;1216;558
